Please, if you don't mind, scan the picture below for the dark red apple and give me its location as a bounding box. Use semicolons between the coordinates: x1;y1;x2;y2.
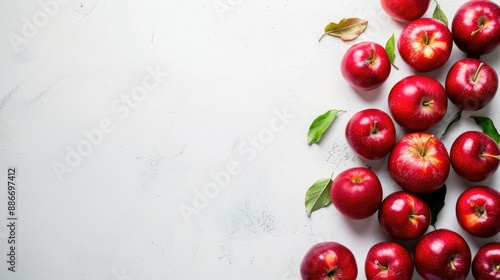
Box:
414;229;472;280
445;58;498;111
340;42;392;91
388;75;448;131
378;191;431;240
380;0;431;22
330;167;383;220
345;108;396;160
452;0;500;57
365;241;414;280
456;186;500;238
300;242;358;280
388;132;450;194
450;131;500;182
398;18;453;72
472;242;500;280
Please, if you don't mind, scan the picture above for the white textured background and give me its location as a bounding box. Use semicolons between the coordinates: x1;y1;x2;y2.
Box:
0;0;498;279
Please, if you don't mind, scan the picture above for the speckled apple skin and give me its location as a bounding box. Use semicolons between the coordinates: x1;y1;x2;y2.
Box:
388;132;450;194
414;229;472;280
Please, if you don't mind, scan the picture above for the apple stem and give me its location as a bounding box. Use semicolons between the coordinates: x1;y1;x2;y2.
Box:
327;269;337;280
423;100;434;106
411;214;427;222
362;43;377;66
423;31;430;45
449;255;458;271
472;62;485;83
371;121;379;134
481;153;500;160
419;135;435;157
375;260;388;271
471;16;487;36
471;202;487;216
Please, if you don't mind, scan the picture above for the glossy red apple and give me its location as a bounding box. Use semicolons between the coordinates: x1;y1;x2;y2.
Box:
330;167;383;219
378;191;431;240
450;131;500;182
414;229;472;280
472;242;500;280
388;132;450;194
345;108;396;160
452;0;500;57
380;0;431;22
445;58;498;111
300;242;358;280
365;241;414;280
398;18;453;72
456;186;500;238
340;42;392;91
388;75;448;131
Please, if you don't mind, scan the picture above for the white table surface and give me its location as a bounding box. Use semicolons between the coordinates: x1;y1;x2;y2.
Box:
0;0;498;279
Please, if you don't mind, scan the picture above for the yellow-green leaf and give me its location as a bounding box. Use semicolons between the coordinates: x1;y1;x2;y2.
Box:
385;33;397;67
305;178;333;217
433;0;449;26
307;109;343;144
320;18;368;41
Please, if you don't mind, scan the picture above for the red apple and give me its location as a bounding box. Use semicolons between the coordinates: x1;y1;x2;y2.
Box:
300;242;358;280
398;18;453;72
388;132;450;194
414;229;472;280
380;0;431;22
472;242;500;280
445;58;498;111
378;191;431;240
388;75;447;131
340;42;392;91
365;241;414;280
452;0;500;57
450;131;500;182
345;108;396;160
456;186;500;238
330;167;383;219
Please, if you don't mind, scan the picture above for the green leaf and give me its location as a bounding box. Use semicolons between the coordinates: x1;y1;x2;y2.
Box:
441;110;462;137
418;185;447;228
471;116;500;144
433;0;449;26
305;178;333;217
320;18;368;41
307;109;343;144
385;33;396;65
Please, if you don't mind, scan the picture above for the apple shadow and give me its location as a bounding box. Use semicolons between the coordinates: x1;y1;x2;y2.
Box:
464;232;499;255
353;84;388;103
480;48;500;65
341;214;385;239
359;156;389;174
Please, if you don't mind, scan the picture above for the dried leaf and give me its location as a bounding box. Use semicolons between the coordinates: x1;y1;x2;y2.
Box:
320;18;368;41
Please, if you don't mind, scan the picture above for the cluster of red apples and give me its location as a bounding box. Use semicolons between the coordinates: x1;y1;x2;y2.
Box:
302;0;500;279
